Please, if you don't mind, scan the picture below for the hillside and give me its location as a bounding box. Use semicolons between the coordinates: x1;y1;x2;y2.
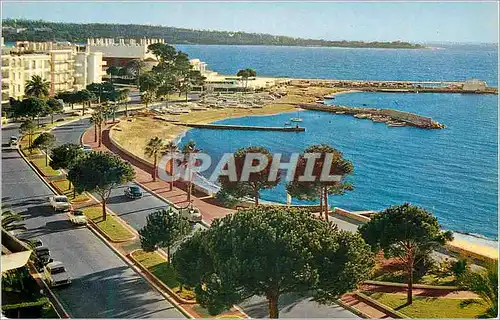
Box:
2;19;425;49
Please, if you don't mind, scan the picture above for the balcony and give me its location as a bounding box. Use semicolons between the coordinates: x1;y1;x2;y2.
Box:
74;73;83;77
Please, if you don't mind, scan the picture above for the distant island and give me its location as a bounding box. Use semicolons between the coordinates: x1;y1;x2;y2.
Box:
2;19;425;49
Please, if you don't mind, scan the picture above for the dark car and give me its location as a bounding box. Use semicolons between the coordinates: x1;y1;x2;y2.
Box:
124;185;143;199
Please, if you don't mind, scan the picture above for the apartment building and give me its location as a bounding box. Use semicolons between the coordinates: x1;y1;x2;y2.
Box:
1;40;105;104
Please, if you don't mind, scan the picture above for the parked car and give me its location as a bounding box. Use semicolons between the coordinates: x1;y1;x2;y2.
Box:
17;236;43;249
34;246;51;270
49;195;71;212
44;261;71;287
81;144;93;153
68;210;87;226
9;136;18;146
124;185;143;199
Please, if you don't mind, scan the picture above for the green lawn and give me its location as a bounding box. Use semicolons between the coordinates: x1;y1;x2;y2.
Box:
51;179;90;203
81;205;135;242
131;250;195;300
364;292;490;318
30;157;60;177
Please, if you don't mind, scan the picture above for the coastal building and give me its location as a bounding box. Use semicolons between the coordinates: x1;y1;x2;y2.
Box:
463;79;487;91
86;38;164;68
204;74;286;91
1;39;105;104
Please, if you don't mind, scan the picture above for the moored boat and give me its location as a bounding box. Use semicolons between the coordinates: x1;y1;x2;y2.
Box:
290;117;303;122
387;121;406;127
354;113;370;119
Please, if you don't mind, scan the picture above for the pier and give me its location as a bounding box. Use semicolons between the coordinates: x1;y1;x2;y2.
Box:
300;104;445;129
177;123;306;132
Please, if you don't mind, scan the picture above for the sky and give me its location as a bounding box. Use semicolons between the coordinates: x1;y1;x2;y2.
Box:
1;1;498;43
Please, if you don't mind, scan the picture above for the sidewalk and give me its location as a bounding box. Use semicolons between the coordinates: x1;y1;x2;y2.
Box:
82;121;234;225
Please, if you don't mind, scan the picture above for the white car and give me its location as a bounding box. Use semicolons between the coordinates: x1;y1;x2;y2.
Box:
68;210;87;225
81;144;93;153
179;206;202;222
49;195;71;212
44;261;71;287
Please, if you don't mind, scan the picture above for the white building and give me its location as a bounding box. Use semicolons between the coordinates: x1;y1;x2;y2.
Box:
1;39;105;104
86;38;164;68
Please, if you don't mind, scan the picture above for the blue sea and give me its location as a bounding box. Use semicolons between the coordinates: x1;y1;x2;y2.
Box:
177;43;499;242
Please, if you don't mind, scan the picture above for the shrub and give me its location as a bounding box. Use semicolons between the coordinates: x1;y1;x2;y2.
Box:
451;258;469;282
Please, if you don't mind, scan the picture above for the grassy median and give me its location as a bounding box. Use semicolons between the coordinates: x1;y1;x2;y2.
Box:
51;179;90;203
30;157;60;177
364;292;489;318
131;250;195;301
81;205;135;242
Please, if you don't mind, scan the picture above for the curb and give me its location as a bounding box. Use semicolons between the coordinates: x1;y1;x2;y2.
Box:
85;223;194;319
363;279;463;291
355;292;407;318
335;297;370;319
128;249;197;305
27;263;71;319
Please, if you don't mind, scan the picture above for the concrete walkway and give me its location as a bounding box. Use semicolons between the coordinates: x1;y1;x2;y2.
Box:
82;121;235;225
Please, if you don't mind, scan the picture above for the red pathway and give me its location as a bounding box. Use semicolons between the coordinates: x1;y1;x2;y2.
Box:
82;121;234;225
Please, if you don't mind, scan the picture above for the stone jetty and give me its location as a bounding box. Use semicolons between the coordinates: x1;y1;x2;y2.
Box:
300;104;445;129
177;123;306;132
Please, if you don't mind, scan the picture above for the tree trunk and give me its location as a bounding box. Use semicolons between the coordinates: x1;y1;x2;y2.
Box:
152;154;157;181
45;148;48;166
102;199;107;220
98;123;102;147
319;190;323;219
407;255;414;305
167;246;170;264
112;111;116;123
125;103;128;117
187;181;192;202
169;155;174;191
73;188;76;199
51;113;54;124
94;123;98;142
254;190;260;206
82;103;85;116
68;179;71;190
266;291;279;319
185;91;188;102
323;187;329;222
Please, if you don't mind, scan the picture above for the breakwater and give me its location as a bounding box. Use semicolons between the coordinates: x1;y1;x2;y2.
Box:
291;79;498;95
177;123;305;132
300;104;445;129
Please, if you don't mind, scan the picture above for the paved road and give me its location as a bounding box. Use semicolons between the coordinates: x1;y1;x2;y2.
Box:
1;126;185;318
50;119;359;318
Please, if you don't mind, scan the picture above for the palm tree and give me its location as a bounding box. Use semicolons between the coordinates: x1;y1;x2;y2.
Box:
107;103;119;123
144;137;165;182
164;141;178;191
1;208;26;232
25;75;50;98
182;140;199;202
119;89;130;117
463;263;498;318
90;109;105;146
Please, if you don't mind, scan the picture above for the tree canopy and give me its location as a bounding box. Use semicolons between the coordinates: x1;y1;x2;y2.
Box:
173;206;374;318
49;143;84;170
13;97;49;120
218;146;279;206
287;144;353;221
139;208;190;263
19;119;37;147
46;98;64;123
359;203;453;304
31;132;56;165
68;152;135;219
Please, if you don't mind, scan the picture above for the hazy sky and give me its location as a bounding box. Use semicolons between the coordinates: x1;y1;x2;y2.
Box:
1;1;498;43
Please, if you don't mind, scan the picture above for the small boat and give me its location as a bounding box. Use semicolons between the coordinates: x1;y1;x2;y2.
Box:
323;95;336;99
335;111;346;115
354;113;370;119
387;122;406;127
284;122;291;126
372;117;390;123
315;100;325;104
290;117;303;122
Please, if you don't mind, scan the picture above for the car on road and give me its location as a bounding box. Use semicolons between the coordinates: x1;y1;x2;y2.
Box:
34;246;52;270
124;185;143;199
68;210;88;226
81;144;93;153
18;237;43;249
9;136;18;146
44;261;72;287
49;195;71;212
179;206;202;222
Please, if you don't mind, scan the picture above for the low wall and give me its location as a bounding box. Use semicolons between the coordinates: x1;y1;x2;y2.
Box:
178;123;305;132
334;207;371;223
